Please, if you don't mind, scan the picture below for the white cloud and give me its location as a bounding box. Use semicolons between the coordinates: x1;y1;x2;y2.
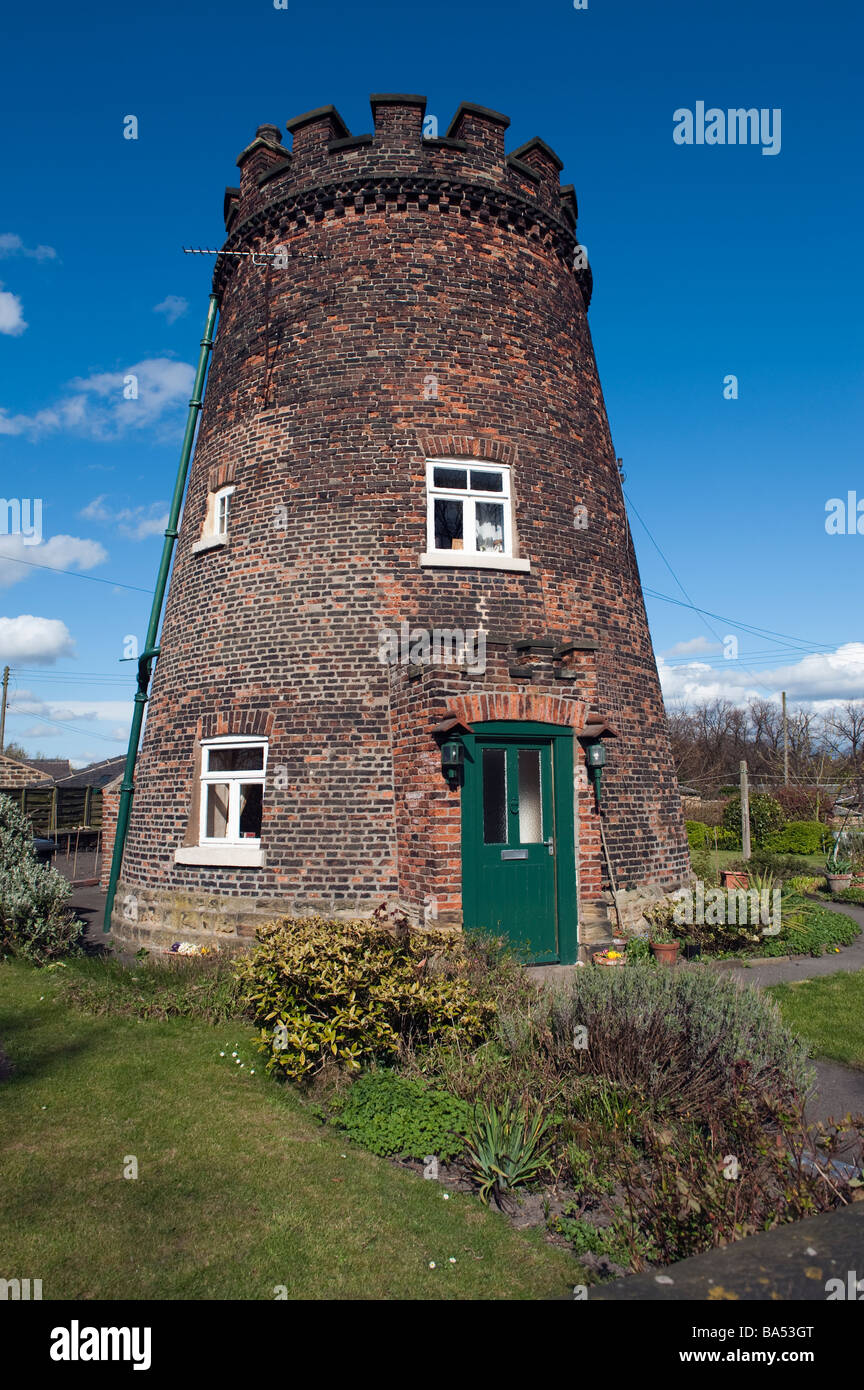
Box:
662;635;721;657
0;357;195;440
81;496;167;540
659;642;864;708
0;617;75;663
10;690;132;725
0;283;26;336
0;234;57;261
154;295;188;324
0;534;108;589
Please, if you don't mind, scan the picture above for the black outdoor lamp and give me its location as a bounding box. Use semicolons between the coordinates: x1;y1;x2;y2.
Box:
585;740;607;809
441;739;464;786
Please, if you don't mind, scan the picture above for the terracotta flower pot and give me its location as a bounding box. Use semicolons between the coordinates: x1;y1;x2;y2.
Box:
593;950;627;967
721;870;749;890
650;941;680;966
827;874;853;892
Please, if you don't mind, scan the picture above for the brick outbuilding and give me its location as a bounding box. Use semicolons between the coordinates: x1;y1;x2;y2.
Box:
110;95;689;959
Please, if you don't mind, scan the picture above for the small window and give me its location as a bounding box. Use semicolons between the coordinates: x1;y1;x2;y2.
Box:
199;738;267;845
426;461;512;557
194;485;235;552
216;488;231;536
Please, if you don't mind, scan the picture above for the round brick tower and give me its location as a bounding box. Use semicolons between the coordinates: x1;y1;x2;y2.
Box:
111;94;689;960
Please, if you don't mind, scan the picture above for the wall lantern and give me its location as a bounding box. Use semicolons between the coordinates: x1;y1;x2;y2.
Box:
441;739;464;786
585;740;607;809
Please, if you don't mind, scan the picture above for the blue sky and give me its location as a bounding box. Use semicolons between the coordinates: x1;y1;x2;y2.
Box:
0;0;861;763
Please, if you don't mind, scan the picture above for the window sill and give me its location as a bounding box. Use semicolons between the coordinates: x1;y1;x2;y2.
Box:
174;845;265;867
419;552;531;573
191;534;227;555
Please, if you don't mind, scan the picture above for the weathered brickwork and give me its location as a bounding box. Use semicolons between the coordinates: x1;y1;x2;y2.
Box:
113;94;689;952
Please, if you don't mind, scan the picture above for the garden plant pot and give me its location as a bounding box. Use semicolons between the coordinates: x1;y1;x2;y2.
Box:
721;870;749;890
650;941;680;966
827;874;853;893
593;950;627;967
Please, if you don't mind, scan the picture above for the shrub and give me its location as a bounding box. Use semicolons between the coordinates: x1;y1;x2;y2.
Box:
723;793;785;848
543;962;811;1124
686;821;739;850
0;794;81;964
234;913;496;1081
774;785;835;823
739;849;820;880
765;821;829;856
332;1069;470;1161
612;1109;863;1265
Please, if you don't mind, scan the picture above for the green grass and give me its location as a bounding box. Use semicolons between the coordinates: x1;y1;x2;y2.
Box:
768;969;864;1069
0;959;576;1300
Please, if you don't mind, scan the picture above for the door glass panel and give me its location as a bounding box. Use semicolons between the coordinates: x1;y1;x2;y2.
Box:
434;497;464;550
482;747;507;844
517;750;543;842
475;501;504;552
205;783;230;838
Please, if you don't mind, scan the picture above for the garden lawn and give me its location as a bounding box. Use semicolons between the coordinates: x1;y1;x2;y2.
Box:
768;969;864;1069
0;960;575;1300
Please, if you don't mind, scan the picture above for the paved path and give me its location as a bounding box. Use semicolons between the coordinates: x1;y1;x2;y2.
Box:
591;1202;864;1301
715;898;864;989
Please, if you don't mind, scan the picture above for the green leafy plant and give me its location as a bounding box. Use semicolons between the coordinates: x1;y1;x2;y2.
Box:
624;935;651;962
565;1143;615;1194
765;821;829;856
332;1069;470;1161
826;857;852;876
723;793;785;848
234;912;495;1081
549;1208;632;1263
0;794;81;964
464;1098;553;1205
787;875;822;896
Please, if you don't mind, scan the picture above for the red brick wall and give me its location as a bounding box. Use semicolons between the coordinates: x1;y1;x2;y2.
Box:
100;778;121;892
114;94;688;943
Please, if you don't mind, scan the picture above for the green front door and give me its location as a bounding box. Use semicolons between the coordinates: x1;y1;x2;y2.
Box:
460;722;578;965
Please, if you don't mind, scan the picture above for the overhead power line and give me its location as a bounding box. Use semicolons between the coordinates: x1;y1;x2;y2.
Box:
0;552;153;594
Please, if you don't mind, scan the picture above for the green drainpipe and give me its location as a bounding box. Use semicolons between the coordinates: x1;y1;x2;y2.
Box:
103;293;219;932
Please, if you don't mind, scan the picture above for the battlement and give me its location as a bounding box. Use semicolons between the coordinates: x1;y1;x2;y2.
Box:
222;95;585;293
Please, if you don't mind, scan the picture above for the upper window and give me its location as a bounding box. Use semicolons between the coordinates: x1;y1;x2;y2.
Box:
193;484;234;552
426;461;512;558
199;737;267;846
215;486;231;536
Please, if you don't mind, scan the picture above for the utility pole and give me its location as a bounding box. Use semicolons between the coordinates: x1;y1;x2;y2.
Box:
782;690;789;785
0;665;9;753
740;760;751;861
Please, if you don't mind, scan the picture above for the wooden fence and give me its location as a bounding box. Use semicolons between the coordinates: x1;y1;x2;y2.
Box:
1;785;103;836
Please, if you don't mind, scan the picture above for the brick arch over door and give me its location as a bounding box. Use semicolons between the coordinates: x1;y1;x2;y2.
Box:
446;692;588;731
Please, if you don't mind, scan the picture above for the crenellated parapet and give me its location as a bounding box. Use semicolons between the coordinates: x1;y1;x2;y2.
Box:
217;94;591;305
